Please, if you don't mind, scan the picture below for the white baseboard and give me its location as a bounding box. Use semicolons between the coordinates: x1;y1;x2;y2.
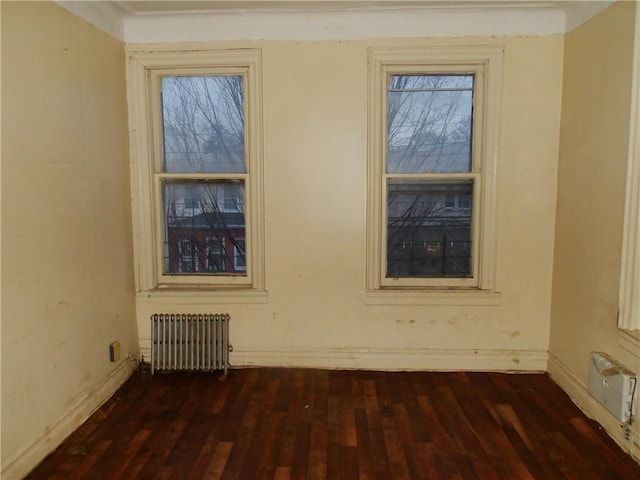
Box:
230;346;548;372
547;353;639;462
1;359;138;480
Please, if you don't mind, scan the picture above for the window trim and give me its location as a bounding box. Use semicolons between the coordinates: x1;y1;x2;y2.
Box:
366;45;503;295
127;47;264;293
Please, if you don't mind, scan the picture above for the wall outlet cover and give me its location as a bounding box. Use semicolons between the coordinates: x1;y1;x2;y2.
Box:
109;341;121;362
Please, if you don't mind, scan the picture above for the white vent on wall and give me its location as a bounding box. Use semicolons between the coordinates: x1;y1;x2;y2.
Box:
588;352;637;423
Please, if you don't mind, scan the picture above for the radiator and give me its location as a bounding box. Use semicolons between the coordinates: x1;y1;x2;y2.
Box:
151;313;230;375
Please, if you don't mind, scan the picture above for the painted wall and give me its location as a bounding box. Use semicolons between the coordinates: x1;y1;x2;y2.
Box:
135;34;564;372
1;2;137;477
548;0;639;459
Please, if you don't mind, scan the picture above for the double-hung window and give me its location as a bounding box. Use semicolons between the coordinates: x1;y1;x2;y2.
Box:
127;48;264;291
367;46;502;294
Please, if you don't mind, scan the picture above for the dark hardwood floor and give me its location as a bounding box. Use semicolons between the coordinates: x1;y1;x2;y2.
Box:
26;366;640;479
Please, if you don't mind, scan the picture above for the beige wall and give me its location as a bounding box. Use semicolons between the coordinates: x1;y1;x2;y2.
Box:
135;35;564;372
1;2;137;477
549;0;639;458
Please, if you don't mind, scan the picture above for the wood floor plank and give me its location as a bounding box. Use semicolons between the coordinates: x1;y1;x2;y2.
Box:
236;376;283;478
307;373;329;480
381;414;412;480
186;429;222;479
277;369;306;468
354;406;376;480
204;441;233;479
274;466;292;480
24;368;640;479
288;370;318;479
220;378;266;479
336;372;358;448
255;412;287;480
362;378;393;478
326;394;343;479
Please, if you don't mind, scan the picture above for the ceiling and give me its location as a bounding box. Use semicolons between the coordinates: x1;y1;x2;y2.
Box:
57;0;613;43
112;1;591;16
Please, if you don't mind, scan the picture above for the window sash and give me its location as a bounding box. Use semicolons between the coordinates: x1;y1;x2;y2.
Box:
153;174;253;286
381;173;481;288
160;179;247;277
386;73;474;175
386;178;475;278
161;75;246;175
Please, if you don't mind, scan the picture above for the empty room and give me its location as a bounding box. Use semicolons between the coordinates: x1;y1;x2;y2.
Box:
2;0;640;478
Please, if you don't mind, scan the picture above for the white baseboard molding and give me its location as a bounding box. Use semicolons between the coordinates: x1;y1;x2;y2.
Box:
547;353;639;462
1;359;138;480
230;346;548;372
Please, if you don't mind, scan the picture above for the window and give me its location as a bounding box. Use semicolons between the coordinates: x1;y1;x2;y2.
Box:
178;239;198;273
367;46;502;293
445;185;472;210
205;237;225;272
127;48;264;291
184;198;199;210
234;238;247;271
223;183;243;212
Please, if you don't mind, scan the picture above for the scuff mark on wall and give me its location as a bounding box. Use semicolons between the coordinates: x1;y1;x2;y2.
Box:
502;330;521;338
395;319;416;324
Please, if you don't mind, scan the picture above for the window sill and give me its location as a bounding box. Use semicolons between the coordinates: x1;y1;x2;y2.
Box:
365;288;502;306
137;288;268;305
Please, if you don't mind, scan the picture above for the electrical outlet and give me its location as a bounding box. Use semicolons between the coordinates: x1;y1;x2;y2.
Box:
109;341;121;362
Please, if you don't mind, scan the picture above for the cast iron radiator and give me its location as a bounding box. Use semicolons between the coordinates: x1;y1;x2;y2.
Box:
151;313;230;375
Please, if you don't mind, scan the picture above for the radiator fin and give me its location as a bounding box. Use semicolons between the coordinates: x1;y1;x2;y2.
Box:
151;313;230;375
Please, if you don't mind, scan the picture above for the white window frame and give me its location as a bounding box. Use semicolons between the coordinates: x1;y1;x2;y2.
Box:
619;7;640;334
127;47;264;292
366;46;503;297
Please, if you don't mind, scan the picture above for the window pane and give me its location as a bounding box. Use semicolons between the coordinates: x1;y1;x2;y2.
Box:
387;179;473;277
387;74;473;174
162;181;246;275
162;75;246;173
